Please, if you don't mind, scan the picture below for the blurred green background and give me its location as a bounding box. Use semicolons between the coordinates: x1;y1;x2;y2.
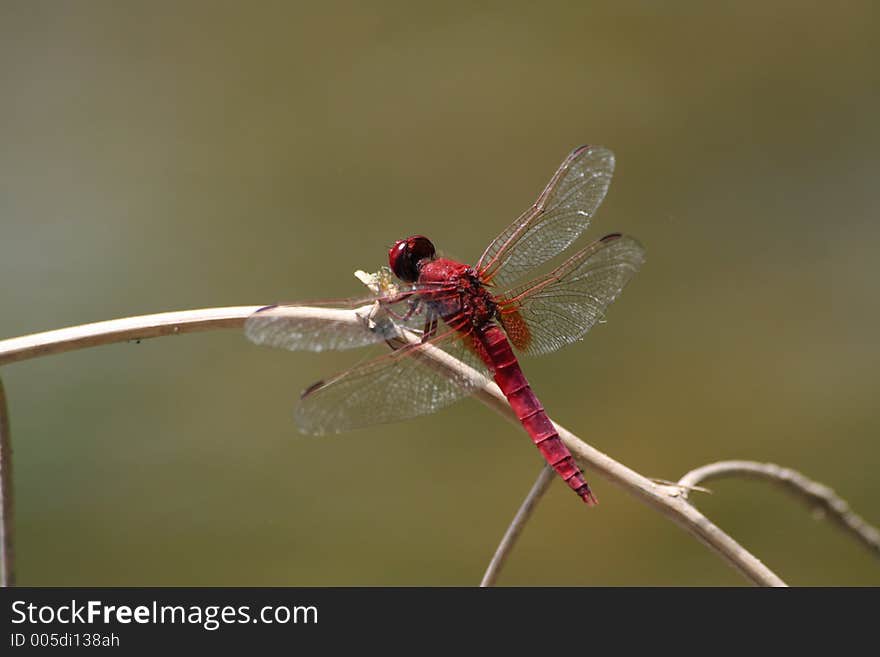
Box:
1;2;878;586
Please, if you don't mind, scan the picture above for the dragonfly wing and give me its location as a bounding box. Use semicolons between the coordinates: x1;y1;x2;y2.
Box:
476;145;615;289
498;234;645;357
295;328;492;435
244;293;433;352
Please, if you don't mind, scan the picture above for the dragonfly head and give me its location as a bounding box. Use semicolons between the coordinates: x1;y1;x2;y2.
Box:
388;235;436;283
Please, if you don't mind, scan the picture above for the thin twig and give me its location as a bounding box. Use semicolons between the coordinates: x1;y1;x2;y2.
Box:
678;460;880;558
0;306;263;366
0;305;789;585
480;465;555;587
0;377;13;586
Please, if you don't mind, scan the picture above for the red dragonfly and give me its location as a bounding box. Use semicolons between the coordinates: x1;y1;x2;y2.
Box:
246;145;645;504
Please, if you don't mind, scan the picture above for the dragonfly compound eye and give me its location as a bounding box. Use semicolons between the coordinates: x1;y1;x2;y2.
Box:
388;235;435;282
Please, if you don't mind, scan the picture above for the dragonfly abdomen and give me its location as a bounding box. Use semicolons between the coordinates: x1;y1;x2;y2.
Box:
478;325;597;505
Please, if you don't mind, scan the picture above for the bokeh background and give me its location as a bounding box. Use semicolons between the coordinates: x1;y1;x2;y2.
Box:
1;2;877;586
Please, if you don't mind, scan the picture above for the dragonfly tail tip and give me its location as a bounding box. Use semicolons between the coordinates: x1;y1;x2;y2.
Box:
581;487;599;506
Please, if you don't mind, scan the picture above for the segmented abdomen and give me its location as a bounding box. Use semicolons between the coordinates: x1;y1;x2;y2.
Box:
476;324;597;505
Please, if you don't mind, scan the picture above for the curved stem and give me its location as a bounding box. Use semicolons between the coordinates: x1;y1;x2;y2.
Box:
481;465;555;587
0;306;262;366
678;460;880;558
0;305;788;585
0;377;13;586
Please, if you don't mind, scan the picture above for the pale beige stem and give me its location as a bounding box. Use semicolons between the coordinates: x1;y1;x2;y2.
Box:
678;460;880;558
0;377;13;587
0;305;789;586
480;465;555;587
0;307;262;366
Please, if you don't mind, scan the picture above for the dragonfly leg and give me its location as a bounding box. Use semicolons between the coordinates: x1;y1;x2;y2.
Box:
420;310;439;344
402;297;422;321
383;297;422;324
361;299;418;342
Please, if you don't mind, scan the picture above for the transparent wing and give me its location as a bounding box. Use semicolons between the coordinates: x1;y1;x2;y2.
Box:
497;234;645;357
476;145;615;289
294;328;492;435
244;289;446;353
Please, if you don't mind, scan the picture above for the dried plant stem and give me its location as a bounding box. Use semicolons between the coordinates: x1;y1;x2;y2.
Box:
0;307;263;366
0;377;13;586
480;465;555;587
678;460;880;558
0;305;790;586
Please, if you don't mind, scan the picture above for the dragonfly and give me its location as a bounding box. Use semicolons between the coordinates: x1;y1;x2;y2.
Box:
246;145;645;505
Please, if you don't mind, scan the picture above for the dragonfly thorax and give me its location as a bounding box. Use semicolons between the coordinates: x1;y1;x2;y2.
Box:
417;259;498;329
458;268;498;327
